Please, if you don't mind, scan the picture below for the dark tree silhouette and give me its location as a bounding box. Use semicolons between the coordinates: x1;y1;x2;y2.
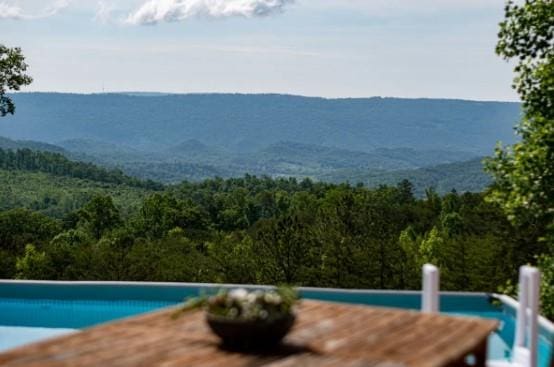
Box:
0;45;33;116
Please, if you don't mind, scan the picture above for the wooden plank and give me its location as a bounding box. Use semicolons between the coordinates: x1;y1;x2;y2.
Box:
0;300;498;367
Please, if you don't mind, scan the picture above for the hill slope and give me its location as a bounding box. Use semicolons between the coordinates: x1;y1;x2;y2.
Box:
0;146;162;217
0;148;163;190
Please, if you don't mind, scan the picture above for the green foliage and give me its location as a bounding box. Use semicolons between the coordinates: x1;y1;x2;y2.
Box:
537;254;554;319
0;169;151;218
46;229;95;279
0;45;32;116
0;208;61;252
78;195;122;239
126;234;206;282
207;232;257;284
485;0;553;315
16;244;50;280
133;193;210;239
254;214;316;285
496;0;553;117
486;117;554;245
487;0;554;247
0;208;60;278
419;227;442;265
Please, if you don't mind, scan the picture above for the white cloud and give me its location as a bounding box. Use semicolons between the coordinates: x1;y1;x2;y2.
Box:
0;0;503;23
0;0;71;20
94;1;114;23
0;3;22;19
125;0;294;25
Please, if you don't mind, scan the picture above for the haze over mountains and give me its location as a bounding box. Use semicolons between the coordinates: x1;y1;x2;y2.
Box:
0;93;521;193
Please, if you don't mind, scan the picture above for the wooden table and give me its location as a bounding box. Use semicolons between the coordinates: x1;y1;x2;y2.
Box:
0;300;498;367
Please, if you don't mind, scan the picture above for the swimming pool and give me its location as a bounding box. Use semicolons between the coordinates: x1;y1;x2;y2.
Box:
0;281;552;366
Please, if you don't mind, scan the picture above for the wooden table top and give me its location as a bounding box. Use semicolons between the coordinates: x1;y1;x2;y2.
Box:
0;300;498;367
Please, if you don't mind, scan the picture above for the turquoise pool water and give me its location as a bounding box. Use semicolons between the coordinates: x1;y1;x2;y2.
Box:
0;282;551;366
0;298;174;329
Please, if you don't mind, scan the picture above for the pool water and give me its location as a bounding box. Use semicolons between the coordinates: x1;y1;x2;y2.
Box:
0;298;174;329
0;282;551;367
0;297;176;353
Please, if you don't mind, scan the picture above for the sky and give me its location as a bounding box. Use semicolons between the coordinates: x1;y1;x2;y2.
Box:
0;0;519;101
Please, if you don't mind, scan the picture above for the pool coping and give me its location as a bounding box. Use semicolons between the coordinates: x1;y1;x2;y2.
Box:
493;293;554;340
0;279;505;296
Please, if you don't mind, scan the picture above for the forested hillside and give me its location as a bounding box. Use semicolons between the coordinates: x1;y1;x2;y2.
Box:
0;148;162;190
58;139;483;188
0;149;158;217
0;139;491;195
0;169;149;218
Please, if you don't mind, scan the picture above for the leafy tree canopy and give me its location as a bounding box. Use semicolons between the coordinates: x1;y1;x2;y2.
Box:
486;0;554;246
0;45;32;116
486;0;553;316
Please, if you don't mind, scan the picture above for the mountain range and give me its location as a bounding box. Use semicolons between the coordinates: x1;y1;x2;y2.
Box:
0;93;520;193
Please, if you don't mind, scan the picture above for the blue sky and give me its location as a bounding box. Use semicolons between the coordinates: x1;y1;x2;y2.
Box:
0;0;518;101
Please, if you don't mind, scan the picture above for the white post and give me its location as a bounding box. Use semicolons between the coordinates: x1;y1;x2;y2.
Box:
422;264;439;313
512;265;540;367
514;266;529;349
526;267;540;367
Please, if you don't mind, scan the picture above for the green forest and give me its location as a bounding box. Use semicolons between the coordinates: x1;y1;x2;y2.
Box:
1;168;534;290
0;151;550;316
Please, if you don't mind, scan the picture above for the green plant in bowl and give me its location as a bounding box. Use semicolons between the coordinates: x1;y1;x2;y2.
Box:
174;286;299;349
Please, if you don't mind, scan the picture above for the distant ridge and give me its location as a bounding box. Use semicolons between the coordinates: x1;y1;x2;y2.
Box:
0;136;67;154
1;93;520;154
112;92;175;97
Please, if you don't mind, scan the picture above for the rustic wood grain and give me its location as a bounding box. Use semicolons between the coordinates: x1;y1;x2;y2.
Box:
0;300;498;367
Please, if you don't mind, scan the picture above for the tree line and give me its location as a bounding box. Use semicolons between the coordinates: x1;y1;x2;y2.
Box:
2;175;550;317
